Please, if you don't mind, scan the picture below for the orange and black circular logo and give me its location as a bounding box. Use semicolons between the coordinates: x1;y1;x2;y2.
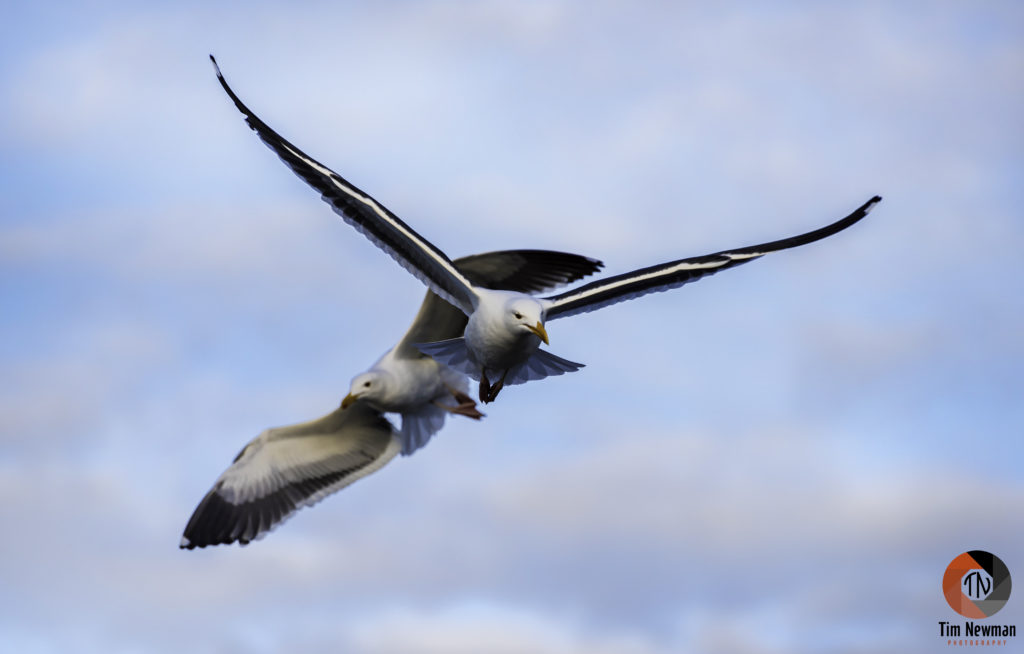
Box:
943;551;1012;618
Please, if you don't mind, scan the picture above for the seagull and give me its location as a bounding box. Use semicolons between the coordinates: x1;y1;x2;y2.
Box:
210;55;880;403
339;248;601;456
180;249;601;548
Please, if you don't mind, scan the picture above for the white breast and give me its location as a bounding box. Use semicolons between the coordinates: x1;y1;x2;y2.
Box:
464;290;542;371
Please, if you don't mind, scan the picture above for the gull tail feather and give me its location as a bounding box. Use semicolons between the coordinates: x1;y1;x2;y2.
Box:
400;404;447;456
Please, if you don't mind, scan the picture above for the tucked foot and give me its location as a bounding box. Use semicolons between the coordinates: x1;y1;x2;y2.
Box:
483;369;510;403
434;399;485;420
479;370;492;404
442;382;477;409
454;401;485;420
451;389;475;406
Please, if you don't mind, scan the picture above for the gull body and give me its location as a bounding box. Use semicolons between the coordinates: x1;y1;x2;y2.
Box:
465;290;547;371
210;55;880;403
343;346;476;456
348;348;464;414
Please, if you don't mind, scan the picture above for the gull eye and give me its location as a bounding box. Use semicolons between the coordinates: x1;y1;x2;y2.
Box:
363;381;372;388
513;311;523;320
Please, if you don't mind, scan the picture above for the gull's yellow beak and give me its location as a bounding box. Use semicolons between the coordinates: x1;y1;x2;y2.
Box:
527;321;550;345
341;393;358;409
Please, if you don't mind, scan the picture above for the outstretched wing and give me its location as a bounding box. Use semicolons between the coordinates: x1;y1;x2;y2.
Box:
454;250;603;294
395;249;604;356
180;402;399;549
542;196;880;321
210;55;477;314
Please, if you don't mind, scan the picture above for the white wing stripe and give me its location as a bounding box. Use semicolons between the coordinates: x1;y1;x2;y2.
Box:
544;257;733;314
543;196;880;320
209;57;478;314
276;141;478;312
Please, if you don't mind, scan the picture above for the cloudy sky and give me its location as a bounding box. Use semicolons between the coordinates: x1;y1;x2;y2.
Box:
2;1;1022;652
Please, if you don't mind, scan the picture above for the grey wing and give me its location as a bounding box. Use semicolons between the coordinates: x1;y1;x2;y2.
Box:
180;402;400;549
395;249;605;356
543;196;881;321
395;292;469;358
209;56;477;314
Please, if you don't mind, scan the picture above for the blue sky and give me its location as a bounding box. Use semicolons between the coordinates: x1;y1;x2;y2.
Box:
2;2;1022;652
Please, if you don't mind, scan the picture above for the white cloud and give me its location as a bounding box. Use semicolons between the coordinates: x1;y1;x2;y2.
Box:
477;425;1024;556
0;319;175;449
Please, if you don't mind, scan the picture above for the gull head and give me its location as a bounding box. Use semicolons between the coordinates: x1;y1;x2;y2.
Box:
505;297;549;345
342;371;388;409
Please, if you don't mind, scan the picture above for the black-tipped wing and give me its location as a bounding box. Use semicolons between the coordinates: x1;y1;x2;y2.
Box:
454;250;604;294
395;249;604;356
180;402;399;549
209;55;477;314
543;196;881;321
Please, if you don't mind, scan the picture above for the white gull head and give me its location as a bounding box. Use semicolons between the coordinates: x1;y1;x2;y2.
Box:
504;295;549;345
342;371;392;410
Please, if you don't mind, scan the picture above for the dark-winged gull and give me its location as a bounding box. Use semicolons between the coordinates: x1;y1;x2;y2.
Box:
210;56;880;403
180;249;601;548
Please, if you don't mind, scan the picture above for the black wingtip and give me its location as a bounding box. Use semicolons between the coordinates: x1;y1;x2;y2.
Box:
208;54;254;122
209;54;223;79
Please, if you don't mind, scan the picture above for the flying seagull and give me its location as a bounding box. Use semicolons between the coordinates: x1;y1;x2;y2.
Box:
209;55;880;403
180;249;601;548
340;248;601;455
